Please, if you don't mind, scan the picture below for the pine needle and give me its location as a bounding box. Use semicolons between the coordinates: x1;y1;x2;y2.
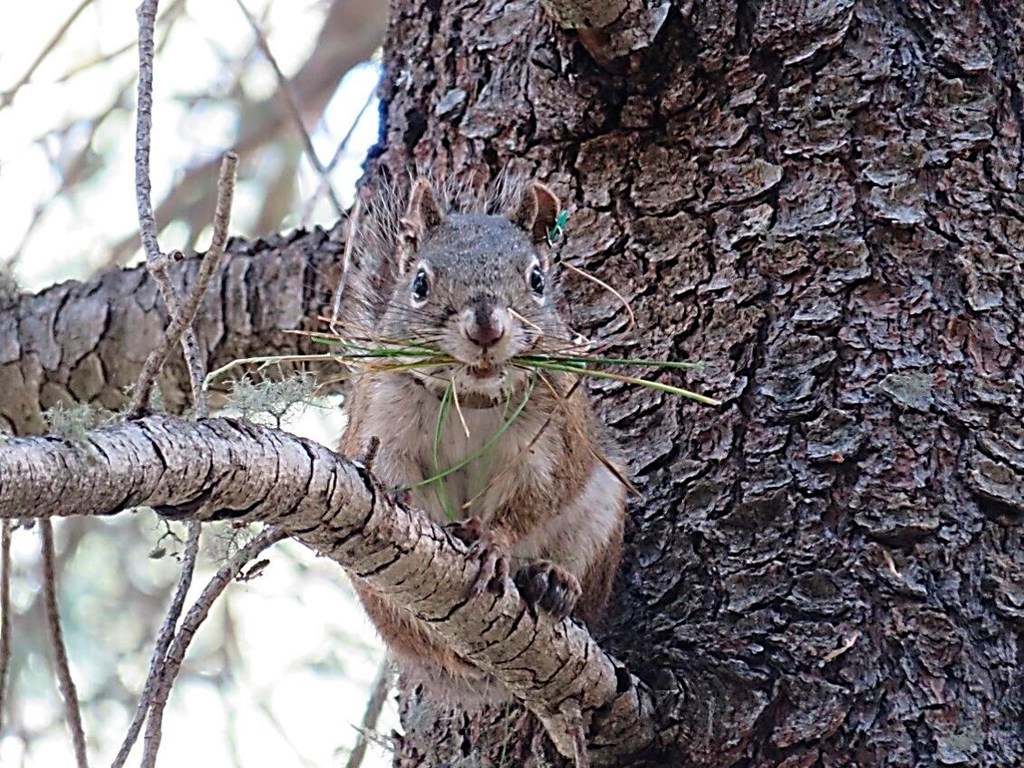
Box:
410;375;537;504
561;262;637;333
431;382;456;521
207;326;720;408
516;359;720;406
449;371;471;438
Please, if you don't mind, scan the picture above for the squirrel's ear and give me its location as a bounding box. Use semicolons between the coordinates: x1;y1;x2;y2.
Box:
405;179;445;231
397;179;445;274
509;182;560;245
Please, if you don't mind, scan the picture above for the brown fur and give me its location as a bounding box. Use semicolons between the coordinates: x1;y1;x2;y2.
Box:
338;178;627;705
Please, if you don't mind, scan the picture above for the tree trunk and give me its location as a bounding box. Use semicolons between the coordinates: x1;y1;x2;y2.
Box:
370;0;1024;765
4;0;1022;765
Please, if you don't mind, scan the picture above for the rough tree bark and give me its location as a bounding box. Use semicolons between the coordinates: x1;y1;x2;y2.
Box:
3;0;1023;766
368;0;1024;765
0;229;343;433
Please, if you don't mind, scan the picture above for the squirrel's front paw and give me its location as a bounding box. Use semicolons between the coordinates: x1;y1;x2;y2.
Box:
514;561;581;621
446;517;510;598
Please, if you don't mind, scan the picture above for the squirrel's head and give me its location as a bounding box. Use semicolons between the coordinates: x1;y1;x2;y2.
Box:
381;178;566;399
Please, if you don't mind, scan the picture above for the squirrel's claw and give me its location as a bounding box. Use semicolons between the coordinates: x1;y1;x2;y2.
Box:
515;561;581;620
446;516;511;597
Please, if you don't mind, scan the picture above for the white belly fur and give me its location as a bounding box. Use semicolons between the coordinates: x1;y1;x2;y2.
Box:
361;376;557;524
512;462;624;577
352;376;622;581
350;374;626;581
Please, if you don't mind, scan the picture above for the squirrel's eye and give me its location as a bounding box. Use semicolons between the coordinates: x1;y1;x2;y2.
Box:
528;264;545;296
411;268;430;303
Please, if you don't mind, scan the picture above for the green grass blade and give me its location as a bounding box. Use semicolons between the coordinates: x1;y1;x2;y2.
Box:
520;360;721;406
352;358;456;372
517;354;703;370
409;376;538;503
431;382;456;521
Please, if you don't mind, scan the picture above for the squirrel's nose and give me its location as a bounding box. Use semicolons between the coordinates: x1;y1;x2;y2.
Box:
463;304;507;350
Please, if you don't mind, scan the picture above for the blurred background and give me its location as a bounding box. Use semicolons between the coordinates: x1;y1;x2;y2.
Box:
0;1;399;765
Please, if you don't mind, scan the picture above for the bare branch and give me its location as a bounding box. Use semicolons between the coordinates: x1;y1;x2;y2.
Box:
129;25;244;762
129;25;243;757
0;417;655;764
34;0;384;272
344;661;393;768
234;0;344;219
0;0;95;108
133;0;205;413
140;526;287;768
301;90;378;228
134;0;164;265
0;232;342;436
40;520;89;768
110;522;201;768
128;153;240;418
0;521;11;730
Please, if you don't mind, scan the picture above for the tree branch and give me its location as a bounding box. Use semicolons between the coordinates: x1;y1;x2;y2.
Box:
0;416;655;764
140;525;288;767
344;661;393;768
234;0;344;219
0;230;344;436
102;0;387;268
40;520;89;768
110;522;201;768
128;152;239;418
134;0;207;413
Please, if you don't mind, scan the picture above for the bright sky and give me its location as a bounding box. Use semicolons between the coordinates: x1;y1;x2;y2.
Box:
0;0;381;289
0;2;395;766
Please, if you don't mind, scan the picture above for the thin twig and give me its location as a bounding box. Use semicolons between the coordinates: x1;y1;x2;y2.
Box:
128;152;239;417
126;9;243;767
0;521;11;730
234;0;343;218
140;527;288;768
133;0;206;414
344;661;393;768
9;4;183;275
110;522;202;768
9;79;134;271
0;0;95;107
250;695;322;768
55;0;187;85
134;0;163;265
303;89;377;228
40;520;89;768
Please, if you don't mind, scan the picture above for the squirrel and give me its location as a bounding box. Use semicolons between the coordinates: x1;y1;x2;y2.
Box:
339;175;627;704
